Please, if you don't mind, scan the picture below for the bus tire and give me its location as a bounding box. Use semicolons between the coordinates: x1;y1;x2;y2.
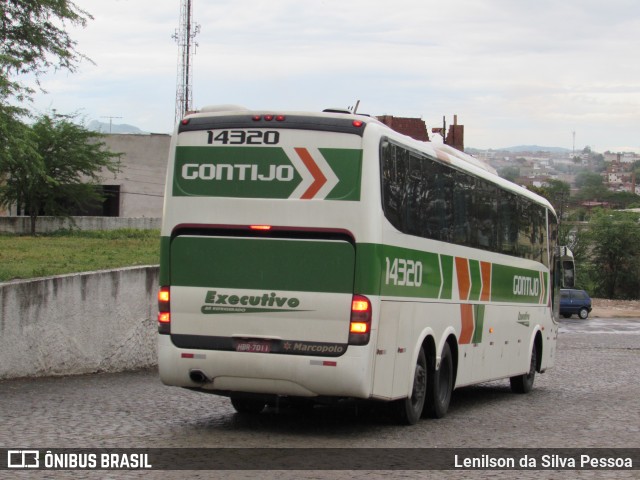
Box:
510;344;537;394
394;347;427;425
425;342;453;419
230;396;266;414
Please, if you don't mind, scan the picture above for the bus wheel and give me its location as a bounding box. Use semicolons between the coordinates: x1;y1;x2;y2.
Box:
510;345;537;394
394;347;427;425
425;342;453;418
231;396;266;414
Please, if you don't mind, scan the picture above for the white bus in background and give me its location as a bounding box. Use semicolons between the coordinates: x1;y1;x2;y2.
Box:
158;106;564;424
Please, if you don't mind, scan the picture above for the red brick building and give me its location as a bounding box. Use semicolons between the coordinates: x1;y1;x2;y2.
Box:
376;116;430;142
376;115;465;152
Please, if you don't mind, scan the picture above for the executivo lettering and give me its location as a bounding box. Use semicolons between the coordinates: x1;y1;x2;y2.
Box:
201;290;308;315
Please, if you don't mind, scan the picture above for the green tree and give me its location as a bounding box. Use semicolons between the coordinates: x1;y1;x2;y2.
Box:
1;1;94;224
498;165;520;183
608;191;640;210
584;211;640;299
542;180;570;219
0;103;27;192
574;171;603;189
1;0;91;101
591;153;606;172
0;113;120;234
573;171;610;203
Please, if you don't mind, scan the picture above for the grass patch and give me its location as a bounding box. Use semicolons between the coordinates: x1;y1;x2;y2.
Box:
0;229;160;282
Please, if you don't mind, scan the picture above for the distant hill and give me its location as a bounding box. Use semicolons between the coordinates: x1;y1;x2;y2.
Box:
87;120;147;135
467;145;571;154
495;145;571;153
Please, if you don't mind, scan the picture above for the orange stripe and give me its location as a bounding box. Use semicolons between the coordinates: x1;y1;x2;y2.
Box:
459;304;474;344
295;147;327;199
480;261;491;301
455;257;471;301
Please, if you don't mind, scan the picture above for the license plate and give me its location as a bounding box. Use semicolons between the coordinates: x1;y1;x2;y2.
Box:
235;340;271;353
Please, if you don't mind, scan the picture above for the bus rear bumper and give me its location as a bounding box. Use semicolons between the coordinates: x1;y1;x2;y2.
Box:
158;334;371;399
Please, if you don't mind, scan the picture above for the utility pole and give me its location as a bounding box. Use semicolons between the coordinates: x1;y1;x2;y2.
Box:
101;116;122;133
173;0;200;123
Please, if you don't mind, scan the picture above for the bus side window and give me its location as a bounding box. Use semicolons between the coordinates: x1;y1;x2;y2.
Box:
423;160;453;242
452;170;473;245
405;153;425;237
472;179;497;251
381;141;404;232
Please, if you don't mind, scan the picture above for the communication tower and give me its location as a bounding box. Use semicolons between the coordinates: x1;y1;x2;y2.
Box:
173;0;200;123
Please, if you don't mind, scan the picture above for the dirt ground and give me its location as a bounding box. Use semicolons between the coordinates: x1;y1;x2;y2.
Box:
591;298;640;318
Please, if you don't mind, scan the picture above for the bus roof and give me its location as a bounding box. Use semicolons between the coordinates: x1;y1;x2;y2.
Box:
181;105;556;216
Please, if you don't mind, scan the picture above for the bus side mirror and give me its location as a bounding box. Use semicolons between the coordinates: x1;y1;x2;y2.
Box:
559;246;575;288
562;261;575;288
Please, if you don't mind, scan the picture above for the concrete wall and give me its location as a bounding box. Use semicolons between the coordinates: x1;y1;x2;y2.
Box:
0;216;161;234
0;266;159;379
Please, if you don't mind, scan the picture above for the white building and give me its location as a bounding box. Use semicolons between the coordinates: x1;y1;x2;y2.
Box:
96;134;170;218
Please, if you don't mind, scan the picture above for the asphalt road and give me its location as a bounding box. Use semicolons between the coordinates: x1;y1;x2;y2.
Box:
1;317;638;479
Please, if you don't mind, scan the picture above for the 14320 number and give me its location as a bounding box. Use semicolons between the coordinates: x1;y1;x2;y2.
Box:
207;130;280;145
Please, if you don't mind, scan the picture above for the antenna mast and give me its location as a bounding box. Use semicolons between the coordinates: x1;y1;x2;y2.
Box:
101;116;122;133
173;0;200;123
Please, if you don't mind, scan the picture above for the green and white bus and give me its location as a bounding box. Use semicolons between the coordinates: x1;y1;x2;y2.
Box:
158;106;562;424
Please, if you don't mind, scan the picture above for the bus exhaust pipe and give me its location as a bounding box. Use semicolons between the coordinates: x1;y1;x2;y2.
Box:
189;369;210;384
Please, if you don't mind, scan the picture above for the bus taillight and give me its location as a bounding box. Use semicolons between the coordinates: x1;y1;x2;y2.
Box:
158;288;170;303
251;114;286;122
349;294;371;345
158;286;171;334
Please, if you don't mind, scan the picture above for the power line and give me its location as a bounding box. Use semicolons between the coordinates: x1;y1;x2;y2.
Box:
100;116;123;133
119;191;164;198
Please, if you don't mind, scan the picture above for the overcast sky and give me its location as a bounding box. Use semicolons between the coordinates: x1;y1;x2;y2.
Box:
26;0;640;152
